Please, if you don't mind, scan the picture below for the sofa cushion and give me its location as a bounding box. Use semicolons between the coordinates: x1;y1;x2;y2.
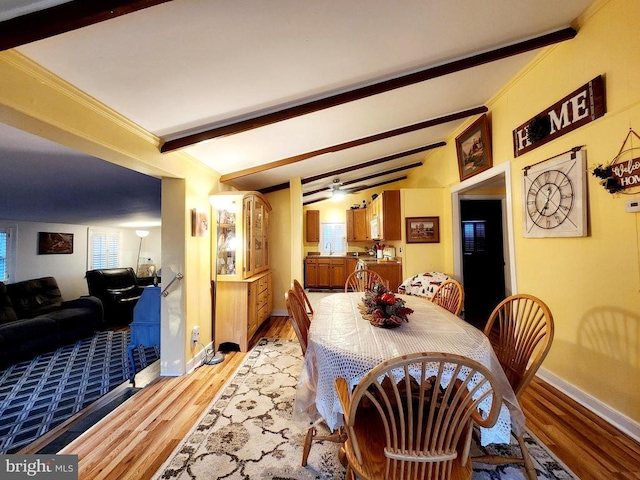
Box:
0;282;18;325
6;277;63;319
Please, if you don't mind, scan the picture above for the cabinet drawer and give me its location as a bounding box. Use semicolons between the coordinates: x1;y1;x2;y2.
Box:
257;303;269;323
258;275;269;292
256;288;269;308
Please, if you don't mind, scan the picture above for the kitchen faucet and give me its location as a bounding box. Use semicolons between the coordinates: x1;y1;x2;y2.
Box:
325;242;332;255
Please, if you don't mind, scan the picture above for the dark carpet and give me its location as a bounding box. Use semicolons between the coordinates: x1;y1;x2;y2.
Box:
0;330;159;454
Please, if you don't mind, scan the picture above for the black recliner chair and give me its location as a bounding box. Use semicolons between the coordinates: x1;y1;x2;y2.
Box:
86;267;144;326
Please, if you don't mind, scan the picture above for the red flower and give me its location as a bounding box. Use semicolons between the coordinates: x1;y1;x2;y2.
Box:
381;293;396;305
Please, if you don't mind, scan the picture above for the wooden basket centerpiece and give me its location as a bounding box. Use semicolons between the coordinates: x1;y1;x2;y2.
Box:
359;283;414;328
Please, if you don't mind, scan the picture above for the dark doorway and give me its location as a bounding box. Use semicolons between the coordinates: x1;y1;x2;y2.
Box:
460;199;505;329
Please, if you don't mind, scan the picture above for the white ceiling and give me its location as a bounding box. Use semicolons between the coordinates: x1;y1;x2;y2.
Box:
1;0;595;222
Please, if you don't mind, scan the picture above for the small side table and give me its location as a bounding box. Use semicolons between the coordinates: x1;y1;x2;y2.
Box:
128;286;160;384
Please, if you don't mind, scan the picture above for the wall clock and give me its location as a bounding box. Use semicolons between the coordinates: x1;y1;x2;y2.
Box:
522;149;587;238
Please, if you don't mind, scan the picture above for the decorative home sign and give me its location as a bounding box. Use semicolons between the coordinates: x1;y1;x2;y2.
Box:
456;114;493;181
593;128;640;194
513;75;605;157
38;232;74;254
522;148;587;238
406;216;440;243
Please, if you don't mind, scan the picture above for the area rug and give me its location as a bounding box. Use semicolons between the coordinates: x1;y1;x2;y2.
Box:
154;338;578;480
0;330;159;454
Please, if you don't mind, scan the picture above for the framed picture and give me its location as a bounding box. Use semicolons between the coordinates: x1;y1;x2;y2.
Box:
455;114;493;181
38;232;74;254
406;217;440;243
191;208;209;237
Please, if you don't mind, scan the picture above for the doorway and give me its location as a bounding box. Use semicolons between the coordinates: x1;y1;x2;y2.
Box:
451;162;517;329
460;199;505;329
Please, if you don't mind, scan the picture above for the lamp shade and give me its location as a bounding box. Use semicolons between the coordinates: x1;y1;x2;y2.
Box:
135;230;150;238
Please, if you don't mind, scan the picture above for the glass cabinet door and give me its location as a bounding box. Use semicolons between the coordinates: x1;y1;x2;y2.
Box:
243;196;253;277
216;206;237;276
254;201;264;271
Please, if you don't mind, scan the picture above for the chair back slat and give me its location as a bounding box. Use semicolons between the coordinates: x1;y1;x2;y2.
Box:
342;352;501;480
285;289;311;355
345;270;385;292
484;294;554;399
292;279;313;316
431;280;464;316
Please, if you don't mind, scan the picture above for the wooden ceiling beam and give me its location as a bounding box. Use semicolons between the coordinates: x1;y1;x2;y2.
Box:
0;0;173;51
219;106;483;183
301;144;441;185
162;27;577;152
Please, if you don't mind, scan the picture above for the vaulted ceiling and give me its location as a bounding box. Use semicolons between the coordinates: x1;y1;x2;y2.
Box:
0;0;596;223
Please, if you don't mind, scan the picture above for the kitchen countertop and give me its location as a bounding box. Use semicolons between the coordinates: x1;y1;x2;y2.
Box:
306;254;400;263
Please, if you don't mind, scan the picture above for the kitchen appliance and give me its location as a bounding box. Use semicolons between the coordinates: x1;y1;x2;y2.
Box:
370;217;380;240
382;247;396;260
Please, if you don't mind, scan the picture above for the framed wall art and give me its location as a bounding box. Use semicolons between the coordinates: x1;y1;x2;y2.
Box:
38;232;74;254
191;208;209;237
455;114;493;181
406;217;440;243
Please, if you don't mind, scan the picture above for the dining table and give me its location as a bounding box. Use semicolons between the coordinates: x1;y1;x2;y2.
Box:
293;291;525;447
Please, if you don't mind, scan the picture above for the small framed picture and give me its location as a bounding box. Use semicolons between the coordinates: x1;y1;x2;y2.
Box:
406;217;440;243
191;209;209;237
455;114;493;181
38;232;74;254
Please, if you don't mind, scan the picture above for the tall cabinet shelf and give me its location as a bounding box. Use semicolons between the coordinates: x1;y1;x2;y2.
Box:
211;191;273;352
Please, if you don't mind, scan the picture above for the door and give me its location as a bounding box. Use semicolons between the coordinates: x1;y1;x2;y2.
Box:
460;199;505;329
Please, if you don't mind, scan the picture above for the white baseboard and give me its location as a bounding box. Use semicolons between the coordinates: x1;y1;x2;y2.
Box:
271;309;287;317
537;367;640;443
186;341;213;374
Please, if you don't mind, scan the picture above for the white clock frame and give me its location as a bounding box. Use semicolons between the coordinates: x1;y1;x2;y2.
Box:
522;149;588;238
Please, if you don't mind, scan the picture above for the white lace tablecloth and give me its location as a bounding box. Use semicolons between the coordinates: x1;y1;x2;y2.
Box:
293;292;525;446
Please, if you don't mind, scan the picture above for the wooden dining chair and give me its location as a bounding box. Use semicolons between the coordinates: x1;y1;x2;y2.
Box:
285;288;346;466
284;289;310;354
472;293;555;480
431;279;464;316
292;279;313;317
344;270;384;292
335;352;502;480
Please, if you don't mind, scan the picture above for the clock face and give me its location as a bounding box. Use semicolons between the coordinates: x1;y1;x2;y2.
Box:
522;149;587;238
526;169;574;229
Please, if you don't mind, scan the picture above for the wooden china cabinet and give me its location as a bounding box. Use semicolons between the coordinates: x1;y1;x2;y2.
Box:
211;191;273;352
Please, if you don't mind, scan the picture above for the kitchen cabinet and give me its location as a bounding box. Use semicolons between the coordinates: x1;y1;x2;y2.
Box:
368;190;401;241
215;271;272;352
346;257;358;276
346;208;369;242
306;209;320;243
305;257;346;289
360;261;403;292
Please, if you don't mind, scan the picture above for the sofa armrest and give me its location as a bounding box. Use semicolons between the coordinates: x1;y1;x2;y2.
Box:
62;296;104;315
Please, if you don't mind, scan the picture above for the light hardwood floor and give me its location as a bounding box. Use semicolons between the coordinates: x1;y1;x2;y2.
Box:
21;316;640;479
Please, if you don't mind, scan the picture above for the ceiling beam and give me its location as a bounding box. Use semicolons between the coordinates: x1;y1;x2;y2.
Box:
161;27;577;153
301;144;441;185
0;0;173;51
303;175;408;206
219;106;484;183
302;162;423;197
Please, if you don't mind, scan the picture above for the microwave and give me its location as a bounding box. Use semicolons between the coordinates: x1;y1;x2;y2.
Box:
370;217;380;240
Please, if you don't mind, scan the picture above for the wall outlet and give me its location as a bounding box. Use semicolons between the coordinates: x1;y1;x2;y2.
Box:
191;326;200;346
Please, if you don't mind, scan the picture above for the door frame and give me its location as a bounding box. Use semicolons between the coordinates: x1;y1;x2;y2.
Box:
451;162;517;296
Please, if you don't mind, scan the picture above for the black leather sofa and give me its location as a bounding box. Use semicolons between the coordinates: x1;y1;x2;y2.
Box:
85;267;144;326
0;277;103;368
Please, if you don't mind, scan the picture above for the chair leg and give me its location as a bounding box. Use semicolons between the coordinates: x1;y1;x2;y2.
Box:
301;427;315;466
517;431;537;480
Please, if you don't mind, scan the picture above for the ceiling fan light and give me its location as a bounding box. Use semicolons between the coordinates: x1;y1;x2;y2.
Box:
331;189;345;201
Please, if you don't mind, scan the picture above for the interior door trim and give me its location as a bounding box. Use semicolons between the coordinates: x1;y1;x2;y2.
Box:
451;162;517;295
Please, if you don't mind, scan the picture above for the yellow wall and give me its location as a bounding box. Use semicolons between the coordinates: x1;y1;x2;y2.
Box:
265;188;293;313
408;0;640;423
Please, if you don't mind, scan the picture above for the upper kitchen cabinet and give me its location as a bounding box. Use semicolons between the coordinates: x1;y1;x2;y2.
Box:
369;190;401;241
347;208;369;242
211;191;272;281
306;209;320;243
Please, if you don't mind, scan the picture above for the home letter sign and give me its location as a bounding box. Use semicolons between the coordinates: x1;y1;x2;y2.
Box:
513;76;605;157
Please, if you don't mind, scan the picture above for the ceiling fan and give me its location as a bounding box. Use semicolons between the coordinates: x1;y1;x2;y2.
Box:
328;179;364;199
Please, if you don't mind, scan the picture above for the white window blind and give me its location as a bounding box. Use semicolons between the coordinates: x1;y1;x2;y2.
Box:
0;223;17;283
88;229;120;270
320;223;346;255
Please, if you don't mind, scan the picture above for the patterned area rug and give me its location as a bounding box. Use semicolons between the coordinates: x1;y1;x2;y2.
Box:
154;338;578;480
0;330;159;454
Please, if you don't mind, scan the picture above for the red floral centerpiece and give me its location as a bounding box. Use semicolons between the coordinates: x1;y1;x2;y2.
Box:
359;283;414;328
